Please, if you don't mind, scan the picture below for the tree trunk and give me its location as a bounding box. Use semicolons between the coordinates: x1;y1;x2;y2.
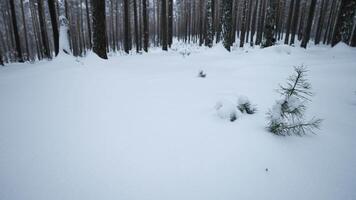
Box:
92;0;108;59
133;0;139;52
240;0;248;47
284;0;295;44
48;0;59;56
331;0;356;46
85;0;92;49
314;0;327;45
123;0;130;53
38;0;52;59
20;0;29;60
168;0;173;47
161;0;168;50
301;0;317;48
290;0;301;45
9;0;24;62
143;0;149;52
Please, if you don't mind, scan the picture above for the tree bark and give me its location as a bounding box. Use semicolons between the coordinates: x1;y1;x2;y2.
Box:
168;0;173;47
284;0;295;44
9;0;24;62
301;0;317;48
161;0;168;50
92;0;108;59
48;0;59;56
143;0;149;52
123;0;130;54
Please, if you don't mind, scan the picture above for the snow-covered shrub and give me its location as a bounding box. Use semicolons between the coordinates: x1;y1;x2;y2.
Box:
267;66;322;136
237;96;257;114
215;99;240;122
198;70;207;78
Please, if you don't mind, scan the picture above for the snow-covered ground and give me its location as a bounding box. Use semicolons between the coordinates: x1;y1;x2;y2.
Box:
1;43;356;200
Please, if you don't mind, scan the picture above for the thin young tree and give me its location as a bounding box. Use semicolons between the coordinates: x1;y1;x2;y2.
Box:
92;0;108;59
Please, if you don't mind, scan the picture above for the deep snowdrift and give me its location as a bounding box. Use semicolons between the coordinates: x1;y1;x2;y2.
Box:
1;44;356;200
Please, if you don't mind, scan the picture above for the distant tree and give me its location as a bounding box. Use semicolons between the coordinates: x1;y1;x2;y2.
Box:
0;50;3;65
290;0;301;45
123;0;131;54
37;0;52;59
133;0;140;53
332;0;356;46
85;0;92;49
240;0;248;47
20;0;29;60
168;0;173;47
255;0;266;45
301;0;317;48
205;0;214;47
284;0;295;44
315;0;327;45
9;0;24;62
221;0;233;51
263;0;277;47
161;0;168;51
250;0;258;46
48;0;59;56
142;0;149;52
92;0;108;59
351;19;356;46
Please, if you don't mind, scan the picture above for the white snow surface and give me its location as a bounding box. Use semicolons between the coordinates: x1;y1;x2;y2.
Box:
1;43;356;200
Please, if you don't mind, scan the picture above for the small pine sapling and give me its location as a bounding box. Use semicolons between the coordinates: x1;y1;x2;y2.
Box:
237;96;257;114
267;66;322;136
198;70;207;78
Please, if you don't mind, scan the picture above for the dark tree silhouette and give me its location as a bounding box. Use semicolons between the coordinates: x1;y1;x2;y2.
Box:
92;0;108;59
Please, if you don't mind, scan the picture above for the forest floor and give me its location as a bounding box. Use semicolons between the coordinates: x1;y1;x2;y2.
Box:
1;42;356;200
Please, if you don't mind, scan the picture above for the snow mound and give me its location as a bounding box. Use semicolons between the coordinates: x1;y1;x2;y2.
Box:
270;44;292;55
332;42;350;50
215;99;241;121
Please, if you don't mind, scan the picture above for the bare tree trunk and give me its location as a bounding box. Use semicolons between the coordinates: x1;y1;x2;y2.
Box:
85;0;92;49
284;0;294;44
143;0;149;52
48;0;59;56
9;0;24;62
161;0;168;50
37;0;52;59
133;0;140;52
301;0;317;48
20;0;29;60
123;0;130;53
168;0;173;47
92;0;108;59
290;0;300;45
